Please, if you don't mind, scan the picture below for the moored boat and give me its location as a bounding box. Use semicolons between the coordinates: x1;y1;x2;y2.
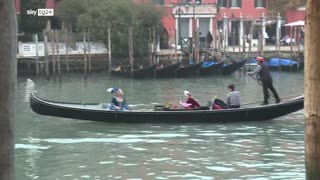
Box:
199;62;224;76
222;61;245;75
177;62;203;77
266;58;303;72
111;64;157;79
155;62;181;78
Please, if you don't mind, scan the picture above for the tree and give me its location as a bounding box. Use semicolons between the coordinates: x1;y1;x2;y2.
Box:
55;0;88;32
0;0;17;179
268;0;307;16
304;0;320;179
77;0;164;56
20;0;48;40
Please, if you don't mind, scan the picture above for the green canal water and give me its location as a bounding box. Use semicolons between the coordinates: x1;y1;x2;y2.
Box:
16;72;305;179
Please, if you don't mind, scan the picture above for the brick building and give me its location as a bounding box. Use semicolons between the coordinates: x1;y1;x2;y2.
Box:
155;0;268;48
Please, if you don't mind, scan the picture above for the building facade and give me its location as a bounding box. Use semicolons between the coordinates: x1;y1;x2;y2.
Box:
155;0;268;49
285;6;305;23
15;0;269;48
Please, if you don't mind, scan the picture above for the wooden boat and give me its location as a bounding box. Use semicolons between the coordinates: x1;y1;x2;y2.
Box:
266;58;303;72
155;62;181;78
199;62;224;76
177;62;203;77
222;61;245;75
29;90;304;123
111;64;157;79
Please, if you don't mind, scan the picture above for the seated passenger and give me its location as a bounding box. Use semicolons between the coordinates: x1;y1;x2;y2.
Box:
183;90;201;109
106;88;130;111
226;84;241;108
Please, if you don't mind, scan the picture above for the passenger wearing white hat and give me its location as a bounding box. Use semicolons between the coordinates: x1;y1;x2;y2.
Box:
183;90;201;109
106;87;130;110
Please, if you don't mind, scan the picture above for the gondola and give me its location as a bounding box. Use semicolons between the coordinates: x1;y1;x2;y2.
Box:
29;89;304;123
222;61;245;75
199;62;224;76
176;62;203;77
155;62;181;78
266;58;304;72
111;64;157;79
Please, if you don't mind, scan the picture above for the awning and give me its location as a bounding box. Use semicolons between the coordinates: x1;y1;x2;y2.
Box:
283;20;305;26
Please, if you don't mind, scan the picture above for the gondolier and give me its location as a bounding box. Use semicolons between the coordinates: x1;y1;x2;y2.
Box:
248;57;281;105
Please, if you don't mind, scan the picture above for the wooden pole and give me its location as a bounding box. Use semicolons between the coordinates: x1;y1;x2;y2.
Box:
153;26;156;64
249;21;253;59
149;27;152;64
290;26;294;58
276;13;281;57
0;0;16;178
87;29;92;73
108;27;112;73
232;31;235;55
83;30;87;74
55;30;61;74
261;13;266;57
128;26;134;74
64;28;70;72
297;26;302;71
174;29;177;62
239;13;244;57
43;31;49;77
51;31;56;74
35;34;39;75
305;0;320;179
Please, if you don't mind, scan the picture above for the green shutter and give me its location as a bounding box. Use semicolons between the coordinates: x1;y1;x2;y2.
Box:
239;0;242;8
254;0;257;8
263;0;266;8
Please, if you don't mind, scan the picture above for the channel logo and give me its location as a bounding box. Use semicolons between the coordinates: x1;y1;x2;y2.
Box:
27;9;54;16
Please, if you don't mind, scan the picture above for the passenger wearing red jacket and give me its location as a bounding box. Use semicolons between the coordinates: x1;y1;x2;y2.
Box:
184;90;201;109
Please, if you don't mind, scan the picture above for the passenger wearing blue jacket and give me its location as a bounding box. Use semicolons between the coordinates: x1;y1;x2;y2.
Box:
106;88;130;111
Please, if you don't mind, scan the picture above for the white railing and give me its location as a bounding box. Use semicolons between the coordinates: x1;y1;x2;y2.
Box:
17;42;108;57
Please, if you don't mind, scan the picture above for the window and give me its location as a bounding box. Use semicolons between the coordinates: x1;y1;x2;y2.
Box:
195;0;202;5
230;0;241;8
38;45;43;51
152;0;164;5
255;0;266;8
218;0;228;8
23;45;30;51
185;0;202;5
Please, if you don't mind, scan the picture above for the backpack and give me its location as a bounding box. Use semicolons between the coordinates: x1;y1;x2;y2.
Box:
212;98;228;109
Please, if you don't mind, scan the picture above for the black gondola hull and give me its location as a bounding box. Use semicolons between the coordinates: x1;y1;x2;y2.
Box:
222;61;245;75
155;62;181;78
177;62;203;77
30;92;304;123
199;62;224;76
111;64;157;79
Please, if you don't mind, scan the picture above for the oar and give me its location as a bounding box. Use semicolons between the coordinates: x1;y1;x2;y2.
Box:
248;74;275;99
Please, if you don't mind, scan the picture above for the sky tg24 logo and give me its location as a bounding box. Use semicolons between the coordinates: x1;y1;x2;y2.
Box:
27;9;54;16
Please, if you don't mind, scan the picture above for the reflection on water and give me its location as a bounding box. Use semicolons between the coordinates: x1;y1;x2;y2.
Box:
16;72;305;179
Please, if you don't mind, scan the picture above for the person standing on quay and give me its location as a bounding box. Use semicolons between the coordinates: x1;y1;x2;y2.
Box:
248;57;281;105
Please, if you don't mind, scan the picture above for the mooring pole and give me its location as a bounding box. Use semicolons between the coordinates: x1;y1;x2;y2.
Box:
305;0;320;179
0;0;17;178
